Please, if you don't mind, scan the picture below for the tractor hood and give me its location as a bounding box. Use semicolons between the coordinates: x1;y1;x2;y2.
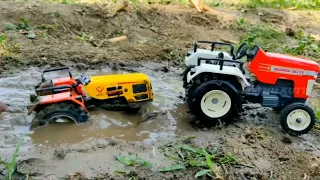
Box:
266;52;320;73
83;73;152;100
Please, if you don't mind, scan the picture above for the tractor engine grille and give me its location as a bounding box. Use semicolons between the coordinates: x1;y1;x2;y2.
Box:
132;84;147;94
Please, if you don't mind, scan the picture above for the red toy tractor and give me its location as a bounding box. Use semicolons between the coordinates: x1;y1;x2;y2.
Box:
183;41;320;136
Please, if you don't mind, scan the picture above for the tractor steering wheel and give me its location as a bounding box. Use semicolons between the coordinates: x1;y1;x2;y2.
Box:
193;42;198;53
235;42;249;59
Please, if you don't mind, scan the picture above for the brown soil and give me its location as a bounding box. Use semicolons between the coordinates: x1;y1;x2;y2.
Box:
0;1;320;180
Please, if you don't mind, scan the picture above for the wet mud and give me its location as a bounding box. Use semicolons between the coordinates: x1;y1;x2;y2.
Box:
0;61;319;180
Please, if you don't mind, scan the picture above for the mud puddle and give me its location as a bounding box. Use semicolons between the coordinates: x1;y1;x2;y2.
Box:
0;62;193;154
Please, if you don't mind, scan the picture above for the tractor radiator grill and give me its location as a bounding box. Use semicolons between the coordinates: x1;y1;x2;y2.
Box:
135;94;148;100
132;84;147;94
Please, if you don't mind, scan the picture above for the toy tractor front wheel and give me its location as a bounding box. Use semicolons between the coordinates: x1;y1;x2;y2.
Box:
36;102;89;126
280;102;315;136
189;80;241;126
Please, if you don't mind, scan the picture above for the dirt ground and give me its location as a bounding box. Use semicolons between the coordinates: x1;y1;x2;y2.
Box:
0;1;320;180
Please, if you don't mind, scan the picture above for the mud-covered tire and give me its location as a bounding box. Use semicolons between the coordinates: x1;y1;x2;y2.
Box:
280;102;315;136
36;102;89;126
188;80;242;126
182;66;191;88
272;107;282;114
126;107;141;113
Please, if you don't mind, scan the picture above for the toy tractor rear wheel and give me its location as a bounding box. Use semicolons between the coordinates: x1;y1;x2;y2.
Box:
280;102;315;136
182;67;191;88
36;102;89;126
188;80;241;126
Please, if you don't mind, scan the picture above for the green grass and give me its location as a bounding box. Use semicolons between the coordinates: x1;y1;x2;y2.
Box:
114;155;152;179
238;0;320;10
159;143;240;179
0;137;23;180
235;16;320;59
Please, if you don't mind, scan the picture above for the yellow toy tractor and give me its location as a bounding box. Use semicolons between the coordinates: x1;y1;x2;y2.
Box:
27;67;154;126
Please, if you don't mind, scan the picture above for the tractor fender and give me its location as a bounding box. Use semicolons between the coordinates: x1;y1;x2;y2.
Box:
27;94;87;115
193;80;240;97
186;63;250;90
185;49;233;67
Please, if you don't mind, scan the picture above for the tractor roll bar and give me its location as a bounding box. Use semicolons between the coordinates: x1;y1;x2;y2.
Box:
41;67;73;81
197;57;245;75
194;41;236;59
35;85;72;93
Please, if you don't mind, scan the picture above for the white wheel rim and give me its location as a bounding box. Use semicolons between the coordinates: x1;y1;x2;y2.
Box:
200;90;232;118
287;109;311;131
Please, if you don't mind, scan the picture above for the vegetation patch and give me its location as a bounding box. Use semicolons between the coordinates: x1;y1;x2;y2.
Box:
235;16;320;59
0;137;23;180
238;0;320;10
158;142;247;179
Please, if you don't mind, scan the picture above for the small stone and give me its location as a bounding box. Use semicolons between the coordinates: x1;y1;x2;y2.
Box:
285;28;295;37
96;139;109;149
281;135;292;144
122;29;128;35
76;63;87;70
240;135;247;144
310;164;319;175
53;148;69;160
279;156;290;161
111;63;118;70
119;62;125;67
244;128;252;138
108;140;117;146
249;113;256;118
257;112;267;118
156;66;169;73
91;58;99;63
244;106;252;110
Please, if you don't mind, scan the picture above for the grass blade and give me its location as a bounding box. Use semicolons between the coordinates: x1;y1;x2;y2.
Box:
114;170;130;174
179;145;204;155
115;155;134;166
202;147;223;180
159;164;185;172
195;169;212;178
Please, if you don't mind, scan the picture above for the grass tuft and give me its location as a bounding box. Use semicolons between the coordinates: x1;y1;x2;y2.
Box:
0;137;23;180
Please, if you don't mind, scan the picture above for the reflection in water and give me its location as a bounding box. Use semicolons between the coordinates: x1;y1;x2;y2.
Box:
0;64;193;149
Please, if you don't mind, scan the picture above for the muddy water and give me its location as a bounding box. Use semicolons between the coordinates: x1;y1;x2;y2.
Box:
0;63;193;154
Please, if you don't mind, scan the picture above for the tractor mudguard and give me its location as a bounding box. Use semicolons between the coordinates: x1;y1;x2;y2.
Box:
191;80;241;101
185;49;234;67
186;63;250;90
27;91;87;115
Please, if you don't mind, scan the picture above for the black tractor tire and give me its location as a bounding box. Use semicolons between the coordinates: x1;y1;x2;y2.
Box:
188;80;242;126
126;107;141;113
272;107;282;114
36;102;89;126
182;66;191;88
280;102;315;136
